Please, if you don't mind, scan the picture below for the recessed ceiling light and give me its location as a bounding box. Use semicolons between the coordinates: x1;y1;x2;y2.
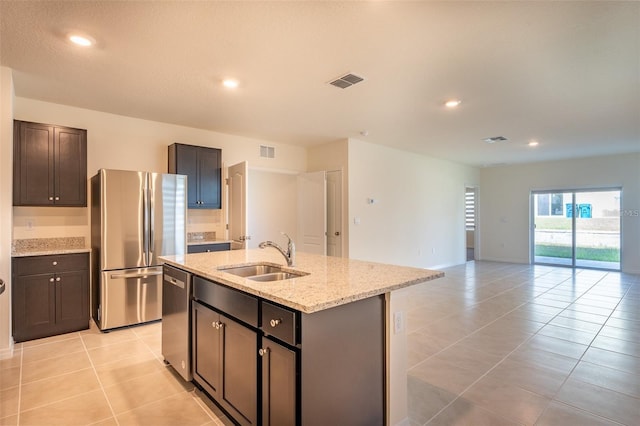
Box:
445;99;462;108
68;34;94;47
222;79;239;89
528;140;540;147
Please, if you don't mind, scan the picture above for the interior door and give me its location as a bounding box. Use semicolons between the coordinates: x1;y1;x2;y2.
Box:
228;162;249;250
326;170;342;257
297;171;327;255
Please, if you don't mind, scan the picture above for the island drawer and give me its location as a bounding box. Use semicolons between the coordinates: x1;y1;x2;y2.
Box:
261;301;298;346
193;276;258;327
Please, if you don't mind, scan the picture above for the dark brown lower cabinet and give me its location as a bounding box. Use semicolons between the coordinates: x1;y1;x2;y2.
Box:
190;276;383;426
192;301;258;426
12;253;89;342
260;337;297;426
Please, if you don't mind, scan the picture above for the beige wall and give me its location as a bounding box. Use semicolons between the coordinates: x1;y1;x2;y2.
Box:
479;153;640;273
247;169;298;249
12;97;308;242
0;67;14;352
347;138;480;269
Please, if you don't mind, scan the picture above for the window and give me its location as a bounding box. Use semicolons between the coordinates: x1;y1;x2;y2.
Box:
465;189;476;231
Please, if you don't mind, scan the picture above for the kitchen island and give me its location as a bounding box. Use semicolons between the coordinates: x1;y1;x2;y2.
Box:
161;250;443;426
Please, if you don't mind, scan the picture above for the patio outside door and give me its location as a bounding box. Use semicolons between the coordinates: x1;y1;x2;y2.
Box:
532;189;621;270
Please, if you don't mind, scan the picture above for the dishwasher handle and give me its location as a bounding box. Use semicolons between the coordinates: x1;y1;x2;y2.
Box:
164;275;185;289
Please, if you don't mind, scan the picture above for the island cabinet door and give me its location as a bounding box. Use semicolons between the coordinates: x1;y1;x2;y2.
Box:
192;301;222;396
219;313;258;426
260;337;297;426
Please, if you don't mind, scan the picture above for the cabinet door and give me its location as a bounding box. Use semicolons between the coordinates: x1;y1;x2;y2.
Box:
197;147;221;209
55;126;87;206
13;121;55;206
173;144;200;208
219;313;258;426
261;338;297;426
192;301;222;395
55;269;89;330
12;273;56;342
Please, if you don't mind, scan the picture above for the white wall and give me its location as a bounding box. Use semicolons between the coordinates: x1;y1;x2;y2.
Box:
347;138;480;269
0;67;15;353
12;97;308;242
246;169;298;249
479;153;640;273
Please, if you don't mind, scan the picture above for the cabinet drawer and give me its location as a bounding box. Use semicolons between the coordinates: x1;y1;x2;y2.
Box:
187;243;231;254
13;253;89;276
261;301;298;346
193;276;258;327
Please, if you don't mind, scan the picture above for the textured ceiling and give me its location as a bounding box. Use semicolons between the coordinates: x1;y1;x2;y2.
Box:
1;1;639;166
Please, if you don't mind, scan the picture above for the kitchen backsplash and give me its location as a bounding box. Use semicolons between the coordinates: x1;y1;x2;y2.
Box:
187;232;216;242
12;237;86;253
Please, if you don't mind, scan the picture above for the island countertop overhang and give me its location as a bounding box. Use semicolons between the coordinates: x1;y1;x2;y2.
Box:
160;249;444;313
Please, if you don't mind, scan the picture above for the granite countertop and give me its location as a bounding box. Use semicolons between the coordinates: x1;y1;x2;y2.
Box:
160;250;444;313
11;237;90;257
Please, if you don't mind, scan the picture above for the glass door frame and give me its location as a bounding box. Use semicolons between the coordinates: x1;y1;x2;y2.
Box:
530;187;622;271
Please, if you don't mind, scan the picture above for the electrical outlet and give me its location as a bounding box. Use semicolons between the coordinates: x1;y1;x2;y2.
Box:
393;311;404;334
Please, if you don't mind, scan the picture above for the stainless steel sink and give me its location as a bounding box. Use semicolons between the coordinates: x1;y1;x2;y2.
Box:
218;263;308;282
248;272;305;282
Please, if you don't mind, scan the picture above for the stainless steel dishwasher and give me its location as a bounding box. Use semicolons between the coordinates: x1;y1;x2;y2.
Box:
162;264;192;381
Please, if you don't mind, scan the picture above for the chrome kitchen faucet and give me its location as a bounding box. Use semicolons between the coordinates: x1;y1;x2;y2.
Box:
258;232;296;267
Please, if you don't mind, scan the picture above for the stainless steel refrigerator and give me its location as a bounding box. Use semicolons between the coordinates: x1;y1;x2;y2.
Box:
91;169;186;331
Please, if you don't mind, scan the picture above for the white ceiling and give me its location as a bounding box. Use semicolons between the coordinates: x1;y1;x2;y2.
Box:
1;1;639;167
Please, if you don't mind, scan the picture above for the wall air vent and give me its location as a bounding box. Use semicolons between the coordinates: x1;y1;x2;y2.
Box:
482;136;508;144
329;73;365;89
260;145;275;159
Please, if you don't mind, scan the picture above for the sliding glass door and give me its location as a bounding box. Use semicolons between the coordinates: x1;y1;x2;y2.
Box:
532;189;621;270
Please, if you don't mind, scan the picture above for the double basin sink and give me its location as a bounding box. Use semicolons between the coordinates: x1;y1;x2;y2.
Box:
218;263;309;282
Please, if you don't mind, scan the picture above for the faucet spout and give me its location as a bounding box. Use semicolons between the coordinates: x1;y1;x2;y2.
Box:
258;233;296;266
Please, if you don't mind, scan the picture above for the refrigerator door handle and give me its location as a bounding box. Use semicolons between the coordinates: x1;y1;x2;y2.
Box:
142;185;149;265
110;270;162;279
149;186;155;263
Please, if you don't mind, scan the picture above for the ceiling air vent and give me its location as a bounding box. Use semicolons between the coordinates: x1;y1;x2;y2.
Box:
482;136;508;144
329;73;365;89
260;145;275;159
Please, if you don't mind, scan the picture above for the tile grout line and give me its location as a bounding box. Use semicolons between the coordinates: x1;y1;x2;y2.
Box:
78;329;122;426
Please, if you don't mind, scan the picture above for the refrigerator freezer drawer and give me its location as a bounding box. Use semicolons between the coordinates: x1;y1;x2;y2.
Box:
98;267;162;330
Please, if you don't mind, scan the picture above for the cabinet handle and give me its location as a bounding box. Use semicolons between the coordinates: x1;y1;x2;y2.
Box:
269;319;282;328
211;321;224;330
52;261;58;266
49;197;54;201
335;231;341;236
55;196;60;201
56;277;61;282
259;348;270;357
49;277;55;282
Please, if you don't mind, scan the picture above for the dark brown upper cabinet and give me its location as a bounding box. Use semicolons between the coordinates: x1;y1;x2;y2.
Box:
13;120;87;207
168;143;221;209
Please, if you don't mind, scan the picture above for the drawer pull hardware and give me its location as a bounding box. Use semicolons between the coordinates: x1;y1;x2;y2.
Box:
49;197;54;201
49;277;55;282
56;277;61;282
259;348;270;357
270;318;282;328
52;261;58;266
212;321;224;330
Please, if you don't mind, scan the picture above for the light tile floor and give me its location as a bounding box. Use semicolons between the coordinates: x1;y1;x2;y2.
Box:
1;261;638;425
407;261;640;426
0;320;232;426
